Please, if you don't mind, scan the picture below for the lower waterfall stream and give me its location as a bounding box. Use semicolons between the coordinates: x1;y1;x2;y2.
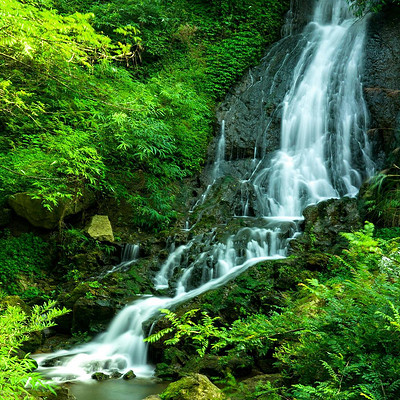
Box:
35;0;374;395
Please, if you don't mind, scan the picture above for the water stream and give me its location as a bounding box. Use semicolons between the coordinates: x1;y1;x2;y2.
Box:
35;0;373;392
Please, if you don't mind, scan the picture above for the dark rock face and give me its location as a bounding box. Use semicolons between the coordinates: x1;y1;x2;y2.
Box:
204;2;316;186
363;5;400;167
282;0;316;35
209;33;305;179
301;197;363;251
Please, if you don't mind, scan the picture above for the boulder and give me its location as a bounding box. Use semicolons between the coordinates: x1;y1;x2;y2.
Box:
72;296;116;334
161;373;225;400
8;192;94;229
35;385;76;400
86;215;114;242
110;371;123;379
91;372;110;381
301;197;362;251
122;370;136;380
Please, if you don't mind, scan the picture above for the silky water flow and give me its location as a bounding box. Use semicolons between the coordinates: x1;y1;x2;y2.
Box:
35;0;373;384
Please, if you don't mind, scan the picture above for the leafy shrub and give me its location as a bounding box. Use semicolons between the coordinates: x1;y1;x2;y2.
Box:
349;0;400;16
0;232;50;294
150;224;400;398
0;300;69;399
0;0;290;230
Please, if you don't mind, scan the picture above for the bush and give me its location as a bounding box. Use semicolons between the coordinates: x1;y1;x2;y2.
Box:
0;300;69;399
149;224;400;399
0;232;50;294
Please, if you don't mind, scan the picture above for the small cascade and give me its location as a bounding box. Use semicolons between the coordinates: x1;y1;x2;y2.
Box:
212;120;226;181
36;0;374;383
100;244;140;278
194;120;226;208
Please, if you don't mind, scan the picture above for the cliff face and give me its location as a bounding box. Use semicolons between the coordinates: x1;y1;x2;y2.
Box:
363;5;400;167
208;3;400;177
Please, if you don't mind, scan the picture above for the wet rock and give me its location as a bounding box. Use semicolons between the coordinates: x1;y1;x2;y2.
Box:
86;215;114;242
122;370;136;380
91;372;110;381
143;396;161;400
282;0;316;35
35;385;77;400
161;373;225;400
110;371;123;379
364;5;400;168
8;191;94;230
301;197;362;251
205;29;308;189
72;296;116;334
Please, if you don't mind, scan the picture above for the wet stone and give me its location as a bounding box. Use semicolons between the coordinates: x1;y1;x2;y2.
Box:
110;371;123;379
91;372;110;381
122;370;136;380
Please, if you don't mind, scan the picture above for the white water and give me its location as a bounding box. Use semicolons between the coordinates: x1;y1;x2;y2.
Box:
100;244;140;278
36;0;373;384
253;1;373;218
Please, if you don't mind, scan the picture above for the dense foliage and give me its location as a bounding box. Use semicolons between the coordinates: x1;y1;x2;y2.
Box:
0;232;50;295
349;0;400;16
0;300;68;399
0;0;289;230
148;224;400;399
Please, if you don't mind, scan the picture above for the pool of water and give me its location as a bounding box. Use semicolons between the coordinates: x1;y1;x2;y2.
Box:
69;378;167;400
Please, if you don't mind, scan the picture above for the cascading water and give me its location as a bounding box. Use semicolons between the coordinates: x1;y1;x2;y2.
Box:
35;0;373;384
252;0;373;218
99;244;140;278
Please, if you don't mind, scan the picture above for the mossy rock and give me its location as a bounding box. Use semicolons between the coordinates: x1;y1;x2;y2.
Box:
91;372;110;381
33;385;76;400
86;215;114;242
161;373;226;400
227;374;281;400
8;192;94;230
122;370;136;380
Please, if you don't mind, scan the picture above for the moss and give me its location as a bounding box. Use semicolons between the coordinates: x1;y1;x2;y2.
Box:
160;374;225;400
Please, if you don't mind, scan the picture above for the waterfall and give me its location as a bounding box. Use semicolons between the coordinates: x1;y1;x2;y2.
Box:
100;244;140;278
35;0;373;382
252;0;373;218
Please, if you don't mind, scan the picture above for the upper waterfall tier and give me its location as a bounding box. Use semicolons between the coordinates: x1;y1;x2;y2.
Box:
214;0;373;219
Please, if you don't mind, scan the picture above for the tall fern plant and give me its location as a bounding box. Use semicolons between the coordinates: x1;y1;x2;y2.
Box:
363;167;400;226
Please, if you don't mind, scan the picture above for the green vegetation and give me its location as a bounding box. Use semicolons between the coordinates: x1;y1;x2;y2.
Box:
349;0;400;16
148;223;400;399
0;232;50;294
364;168;400;227
0;300;68;399
0;0;289;231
